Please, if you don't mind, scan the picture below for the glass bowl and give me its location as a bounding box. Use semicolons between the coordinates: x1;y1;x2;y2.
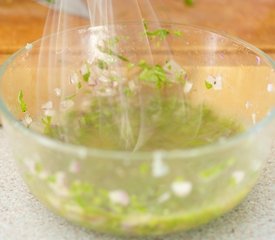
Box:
0;23;274;237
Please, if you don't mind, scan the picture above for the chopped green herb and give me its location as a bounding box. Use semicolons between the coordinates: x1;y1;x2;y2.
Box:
106;36;120;48
42;116;52;135
123;87;133;96
176;71;186;82
116;54;129;62
200;163;226;179
70;181;93;195
138;60;168;88
77;82;82;89
205;81;213;89
18;90;27;113
139;163;150;174
65;94;77;100
46;0;55;3
229;176;238;187
127;62;135;69
81;63;91;82
184;0;194;6
97;59;109;70
146;29;170;40
83;72;90;82
143;19;170;41
35;162;43;173
173;30;183;37
98;45;129;62
47;175;56;184
143;19;149;31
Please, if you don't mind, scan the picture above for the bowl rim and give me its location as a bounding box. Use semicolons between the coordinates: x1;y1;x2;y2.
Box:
0;22;274;159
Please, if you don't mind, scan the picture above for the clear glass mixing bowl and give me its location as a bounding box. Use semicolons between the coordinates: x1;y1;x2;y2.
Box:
0;23;274;236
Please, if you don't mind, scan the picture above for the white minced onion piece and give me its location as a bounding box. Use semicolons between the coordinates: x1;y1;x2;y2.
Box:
70;72;79;85
69;161;80;174
38;171;49;180
23;114;32;126
128;80;136;91
252;113;257;125
256;56;261;65
113;81;118;87
109;190;130;206
55;171;66;186
24;159;48;179
47;194;62;209
251;161;262;172
42;101;53;110
25;43;33;50
78;148;88;159
98;75;111;83
232;171;245;184
24;159;37;175
44;109;55;117
80;64;90;76
81;100;91;111
206;75;223;90
171;181;192;198
49;171;69;197
96;88;116;97
88;78;97;86
267;83;273;92
64;203;85;221
245;101;252;109
152;151;169;178
163;59;187;82
54;88;62;97
158;192;171;204
184;81;193;94
60;99;75;111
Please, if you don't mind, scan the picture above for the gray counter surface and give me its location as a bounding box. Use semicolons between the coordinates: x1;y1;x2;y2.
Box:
0;129;274;240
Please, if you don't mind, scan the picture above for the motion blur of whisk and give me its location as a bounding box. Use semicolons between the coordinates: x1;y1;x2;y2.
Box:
34;0;192;151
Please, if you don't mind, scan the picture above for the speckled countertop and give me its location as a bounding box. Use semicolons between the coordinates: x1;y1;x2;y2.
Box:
0;129;274;240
